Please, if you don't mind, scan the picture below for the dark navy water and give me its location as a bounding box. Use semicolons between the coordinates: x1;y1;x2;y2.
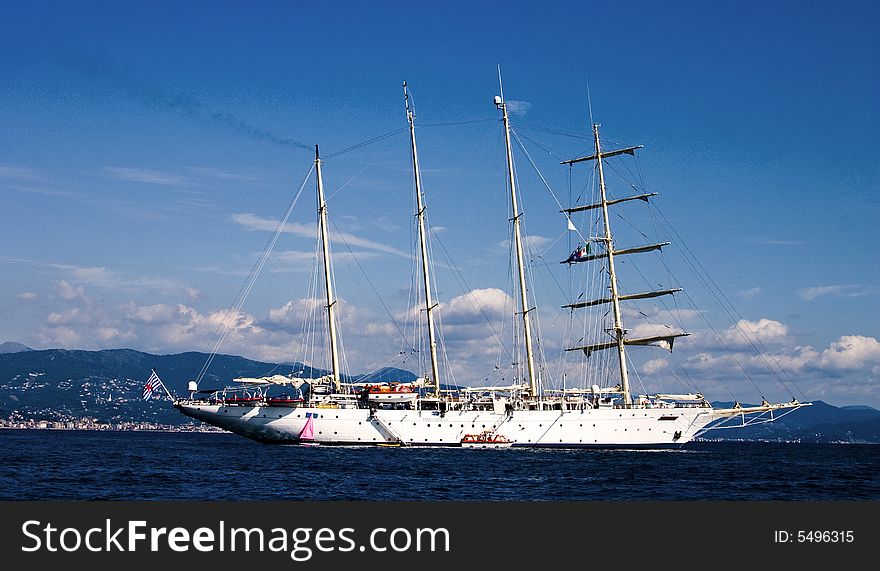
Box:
1;430;877;500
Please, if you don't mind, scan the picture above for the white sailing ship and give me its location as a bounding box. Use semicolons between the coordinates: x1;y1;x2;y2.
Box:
174;80;809;447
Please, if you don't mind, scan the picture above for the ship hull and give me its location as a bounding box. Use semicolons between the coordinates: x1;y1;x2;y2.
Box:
174;401;718;447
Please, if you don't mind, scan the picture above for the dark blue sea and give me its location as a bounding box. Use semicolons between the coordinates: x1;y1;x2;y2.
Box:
1;430;877;500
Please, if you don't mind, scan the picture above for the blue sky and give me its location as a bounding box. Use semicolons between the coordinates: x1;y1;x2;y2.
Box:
1;0;878;407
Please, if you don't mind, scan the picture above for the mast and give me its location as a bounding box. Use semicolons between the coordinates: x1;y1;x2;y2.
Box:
315;145;341;392
561;136;686;387
404;82;442;398
593;125;632;405
496;85;538;397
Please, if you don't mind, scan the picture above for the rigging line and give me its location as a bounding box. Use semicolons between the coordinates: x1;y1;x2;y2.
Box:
325;162;373;202
613;209;651;240
429;227;515;364
535;229;566;260
356;351;410;383
509;127;588;244
603;157;645;195
323;127;408;159
420;118;497;127
195;163;315;386
653;204;800;398
514;119;594;140
514;130;570;161
653;246;754;400
327;217;409;347
648;226;772;400
521;227;552;387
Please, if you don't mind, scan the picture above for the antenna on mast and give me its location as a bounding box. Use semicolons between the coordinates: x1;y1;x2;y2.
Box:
403;80;414;118
585;76;595;126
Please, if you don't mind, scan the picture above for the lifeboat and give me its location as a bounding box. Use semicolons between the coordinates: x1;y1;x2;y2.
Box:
460;430;513;448
364;383;418;404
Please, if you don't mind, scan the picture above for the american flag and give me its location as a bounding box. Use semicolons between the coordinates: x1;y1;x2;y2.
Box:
142;370;166;400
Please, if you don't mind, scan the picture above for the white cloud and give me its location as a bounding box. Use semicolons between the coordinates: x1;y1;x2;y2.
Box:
738;286;761;299
232;213;411;259
16;292;38;301
798;284;876;301
187;166;262;182
818;335;880;370
642;358;668;374
12;258;197;297
55;280;86;301
0;164;46;181
124;303;182;324
71;266;115;283
632;322;880;407
498;234;554;255
505;100;533;116
720;318;790;348
27;285;880;409
103;167;187;186
440;288;511;326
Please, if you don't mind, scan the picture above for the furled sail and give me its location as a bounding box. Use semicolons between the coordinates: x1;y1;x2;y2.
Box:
562;192;657;214
560;145;644;165
561;242;670;264
563;288;682;309
566;332;690;358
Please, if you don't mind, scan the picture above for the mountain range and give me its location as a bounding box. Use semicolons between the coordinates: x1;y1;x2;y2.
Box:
0;343;877;442
0;344;414;426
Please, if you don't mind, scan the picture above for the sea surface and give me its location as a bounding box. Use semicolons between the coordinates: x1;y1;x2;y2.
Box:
1;430;877;501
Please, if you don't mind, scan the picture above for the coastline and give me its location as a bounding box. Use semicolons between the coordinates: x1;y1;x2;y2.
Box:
0;417;222;433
